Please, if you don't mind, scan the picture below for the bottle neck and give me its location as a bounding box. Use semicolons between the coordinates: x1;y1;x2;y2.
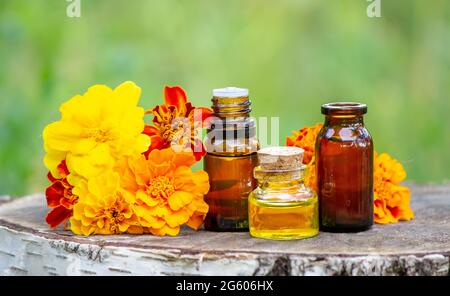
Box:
257;179;304;190
325;114;364;126
254;168;305;190
206;95;258;156
211;96;252;118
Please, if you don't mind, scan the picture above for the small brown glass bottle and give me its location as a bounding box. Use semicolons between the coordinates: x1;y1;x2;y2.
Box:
316;102;373;232
203;87;259;231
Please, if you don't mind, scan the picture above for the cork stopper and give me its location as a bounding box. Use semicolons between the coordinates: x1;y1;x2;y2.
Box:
257;146;304;170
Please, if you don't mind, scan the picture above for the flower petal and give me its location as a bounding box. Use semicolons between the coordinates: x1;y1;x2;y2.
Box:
186;213;206;230
45;181;65;208
43;121;84;152
150;225;180;236
168;191;194;211
164;86;187;109
46;206;72;228
165;209;190;228
113;81;142;107
136;190;159;207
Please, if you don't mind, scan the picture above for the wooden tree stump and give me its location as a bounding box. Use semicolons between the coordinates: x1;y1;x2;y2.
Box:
0;184;449;276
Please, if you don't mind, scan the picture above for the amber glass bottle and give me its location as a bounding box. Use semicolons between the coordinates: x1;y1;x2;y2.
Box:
316;102;373;232
203;87;259;231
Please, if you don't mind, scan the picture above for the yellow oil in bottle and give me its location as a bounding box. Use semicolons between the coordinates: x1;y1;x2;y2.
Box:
248;146;319;240
249;193;318;240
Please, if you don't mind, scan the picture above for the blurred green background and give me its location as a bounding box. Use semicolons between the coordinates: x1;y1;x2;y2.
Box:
0;0;449;196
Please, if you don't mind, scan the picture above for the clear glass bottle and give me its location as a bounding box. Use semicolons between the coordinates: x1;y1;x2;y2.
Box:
203;87;259;231
249;146;319;240
316;102;374;232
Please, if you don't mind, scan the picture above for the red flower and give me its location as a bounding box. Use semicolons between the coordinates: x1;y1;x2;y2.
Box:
45;161;78;228
144;86;212;161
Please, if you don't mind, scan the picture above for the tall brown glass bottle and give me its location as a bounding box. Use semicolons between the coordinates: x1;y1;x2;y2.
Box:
203;87;259;231
316;102;373;232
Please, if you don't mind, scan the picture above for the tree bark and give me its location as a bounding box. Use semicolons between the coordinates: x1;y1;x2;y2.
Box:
0;184;449;276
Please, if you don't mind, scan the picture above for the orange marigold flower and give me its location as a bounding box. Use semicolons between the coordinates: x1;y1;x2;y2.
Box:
70;172;143;236
45;161;78;228
286;123;323;193
286;123;323;165
144;86;212;161
304;158;318;193
373;152;414;224
117;148;210;236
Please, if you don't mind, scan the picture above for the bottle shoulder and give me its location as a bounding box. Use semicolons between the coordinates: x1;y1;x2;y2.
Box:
318;123;373;144
251;184;317;203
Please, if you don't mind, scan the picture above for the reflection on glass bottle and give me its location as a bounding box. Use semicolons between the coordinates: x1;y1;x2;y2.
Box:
316;102;374;232
203;87;259;231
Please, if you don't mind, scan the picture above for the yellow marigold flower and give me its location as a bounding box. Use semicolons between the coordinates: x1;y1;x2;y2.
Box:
43;81;150;180
116;148;210;236
374;152;414;224
70;172;143;235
